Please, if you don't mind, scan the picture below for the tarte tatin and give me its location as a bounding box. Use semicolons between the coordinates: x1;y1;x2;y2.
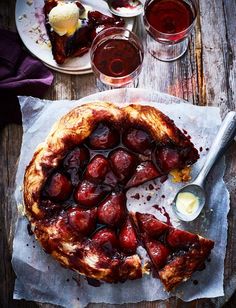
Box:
24;102;214;290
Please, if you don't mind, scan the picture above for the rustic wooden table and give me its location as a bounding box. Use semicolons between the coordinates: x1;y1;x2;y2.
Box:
1;0;236;307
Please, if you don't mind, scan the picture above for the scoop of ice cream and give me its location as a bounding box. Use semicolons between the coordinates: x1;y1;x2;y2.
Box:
48;2;80;36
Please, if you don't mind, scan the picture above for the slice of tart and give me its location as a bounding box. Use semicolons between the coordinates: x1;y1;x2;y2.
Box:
135;212;214;291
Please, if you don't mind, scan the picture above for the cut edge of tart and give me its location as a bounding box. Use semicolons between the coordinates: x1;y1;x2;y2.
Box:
134;212;214;291
23;101;213;290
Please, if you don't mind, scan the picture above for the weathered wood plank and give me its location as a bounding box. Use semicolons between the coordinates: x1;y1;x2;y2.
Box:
222;0;236;110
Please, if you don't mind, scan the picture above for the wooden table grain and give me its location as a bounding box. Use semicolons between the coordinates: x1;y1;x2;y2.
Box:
0;0;236;307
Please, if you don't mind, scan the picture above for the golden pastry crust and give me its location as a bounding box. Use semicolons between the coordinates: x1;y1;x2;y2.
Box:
158;235;214;291
24;102;199;283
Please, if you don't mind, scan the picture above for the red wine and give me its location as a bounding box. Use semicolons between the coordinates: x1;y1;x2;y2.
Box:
145;0;195;35
92;38;142;78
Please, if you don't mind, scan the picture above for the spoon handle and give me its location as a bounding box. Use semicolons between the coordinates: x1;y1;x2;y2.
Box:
194;111;236;186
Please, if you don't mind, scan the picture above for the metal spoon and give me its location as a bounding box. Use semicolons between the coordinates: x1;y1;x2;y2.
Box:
173;111;236;222
107;0;144;17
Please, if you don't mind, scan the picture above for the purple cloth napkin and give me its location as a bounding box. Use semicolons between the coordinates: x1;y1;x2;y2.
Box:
0;29;54;126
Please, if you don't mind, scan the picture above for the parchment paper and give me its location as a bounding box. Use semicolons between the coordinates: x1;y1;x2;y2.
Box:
13;89;229;307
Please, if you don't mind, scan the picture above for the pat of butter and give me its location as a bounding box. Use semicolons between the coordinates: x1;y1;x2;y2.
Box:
176;192;199;215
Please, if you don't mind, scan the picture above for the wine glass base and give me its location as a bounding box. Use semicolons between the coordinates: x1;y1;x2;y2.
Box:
148;36;189;62
96;78;139;92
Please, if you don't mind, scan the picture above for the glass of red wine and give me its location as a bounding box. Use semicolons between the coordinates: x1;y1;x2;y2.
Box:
144;0;198;61
90;27;144;91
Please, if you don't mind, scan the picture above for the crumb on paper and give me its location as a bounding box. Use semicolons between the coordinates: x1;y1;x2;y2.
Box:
26;0;33;5
142;262;151;275
170;166;192;183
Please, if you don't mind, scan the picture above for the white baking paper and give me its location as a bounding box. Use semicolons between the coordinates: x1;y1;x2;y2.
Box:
13;89;229;307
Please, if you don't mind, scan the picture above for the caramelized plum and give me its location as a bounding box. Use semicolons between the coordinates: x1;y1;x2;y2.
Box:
87;123;119;149
97;192;126;227
125;161;160;189
68;207;97;235
156;147;181;172
74;180;109;208
119;217;138;255
166;229;199;249
63;146;90;185
145;240;170;270
92;227;118;250
123;128;153;155
109;148;137;182
88;10;124;26
85;155;110;183
88;11;125;40
103;170;119;188
136;212;169;238
45;173;72;201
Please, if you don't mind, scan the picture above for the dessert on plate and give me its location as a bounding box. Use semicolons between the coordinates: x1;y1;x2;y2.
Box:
44;0;125;64
24;102;214;290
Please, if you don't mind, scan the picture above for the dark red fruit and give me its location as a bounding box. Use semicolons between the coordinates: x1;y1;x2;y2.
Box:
85;155;110;183
156;147;181;172
97;192;126;227
109;148;137;182
74;180;109;208
87;123;119;149
68;207;97;235
119;218;138;255
136;212;169;238
166;228;199;249
125;161;160;188
63;146;90;184
63;146;90;170
88;11;125;40
103;170;118;187
92;227;118;250
45;173;72;201
145;240;170;270
123;128;153;155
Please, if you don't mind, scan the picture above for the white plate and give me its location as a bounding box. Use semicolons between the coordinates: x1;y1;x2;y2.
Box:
15;0;134;74
44;61;92;75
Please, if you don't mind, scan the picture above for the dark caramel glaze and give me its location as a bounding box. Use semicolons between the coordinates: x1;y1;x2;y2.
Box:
24;102;202;285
